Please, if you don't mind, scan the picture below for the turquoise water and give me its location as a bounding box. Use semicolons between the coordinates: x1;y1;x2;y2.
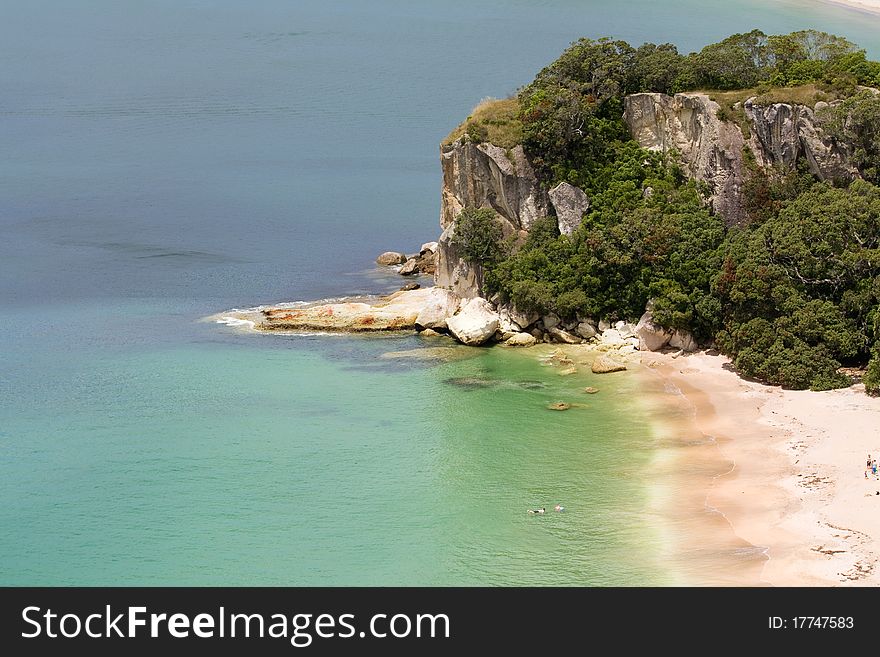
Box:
1;1;878;586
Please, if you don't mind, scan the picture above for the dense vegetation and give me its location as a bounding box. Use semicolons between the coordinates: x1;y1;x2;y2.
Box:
450;29;880;393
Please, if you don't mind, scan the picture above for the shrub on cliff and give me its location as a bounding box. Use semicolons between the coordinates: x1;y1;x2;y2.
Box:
485;148;725;328
451;208;504;264
820;91;880;184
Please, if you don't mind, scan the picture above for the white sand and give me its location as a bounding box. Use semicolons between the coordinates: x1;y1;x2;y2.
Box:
650;351;880;586
816;0;880;15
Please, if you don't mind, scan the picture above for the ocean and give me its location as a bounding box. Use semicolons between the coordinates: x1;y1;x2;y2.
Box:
1;0;877;585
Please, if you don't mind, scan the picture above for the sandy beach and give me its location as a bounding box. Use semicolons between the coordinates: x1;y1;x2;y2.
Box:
816;0;880;15
649;351;880;586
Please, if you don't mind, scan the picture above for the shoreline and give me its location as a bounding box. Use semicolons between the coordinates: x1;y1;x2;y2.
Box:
649;350;880;586
813;0;880;16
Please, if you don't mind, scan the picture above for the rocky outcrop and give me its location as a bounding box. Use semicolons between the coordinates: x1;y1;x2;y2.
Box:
440;138;550;232
624;92;858;225
624;92;747;224
669;328;698;353
635;309;673;352
549;182;590;236
434;222;484;298
376;251;407;266
546;326;582;344
445;297;500;345
415;287;461;330
591;355;627;374
505;332;537;347
743;100;857;181
253;288;433;332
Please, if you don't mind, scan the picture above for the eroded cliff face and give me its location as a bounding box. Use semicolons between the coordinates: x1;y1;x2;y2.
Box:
743;100;857;181
623;92;857;225
439;138;550;232
624;93;748;224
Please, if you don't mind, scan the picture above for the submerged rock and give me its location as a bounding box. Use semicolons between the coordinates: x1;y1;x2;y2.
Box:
582;386;600;394
444;376;497;389
547;401;571;411
399;282;421;291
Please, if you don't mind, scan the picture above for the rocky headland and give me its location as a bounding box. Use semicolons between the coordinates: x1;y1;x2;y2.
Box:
221;87;860;363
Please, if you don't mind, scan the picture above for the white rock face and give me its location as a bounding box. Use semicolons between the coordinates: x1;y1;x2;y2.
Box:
624;91;860;225
446;297;500;345
669;329;698;353
549;181;590;236
415;287;461;330
617;323;637;339
597;328;626;347
505;332;537;347
624;92;747;224
434;222;484;299
440;138;550;231
744;100;858;182
635;309;673;351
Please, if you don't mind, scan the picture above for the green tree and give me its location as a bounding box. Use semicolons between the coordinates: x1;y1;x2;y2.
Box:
451;208;504;264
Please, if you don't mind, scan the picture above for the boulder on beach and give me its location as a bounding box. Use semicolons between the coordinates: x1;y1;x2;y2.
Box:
591;355;627;374
376;251;407;266
575;321;597;340
546;326;582;344
415;287;461;330
669;328;698;353
635;309;673;351
399;282;421;291
419;328;442;337
505;332;537;347
446;297;500;345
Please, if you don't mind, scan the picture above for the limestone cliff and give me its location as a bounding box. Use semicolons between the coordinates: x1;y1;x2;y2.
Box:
623;92;857;225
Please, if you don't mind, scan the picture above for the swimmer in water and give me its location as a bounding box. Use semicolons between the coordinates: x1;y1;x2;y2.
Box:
528;507;546;515
554;504;564;512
